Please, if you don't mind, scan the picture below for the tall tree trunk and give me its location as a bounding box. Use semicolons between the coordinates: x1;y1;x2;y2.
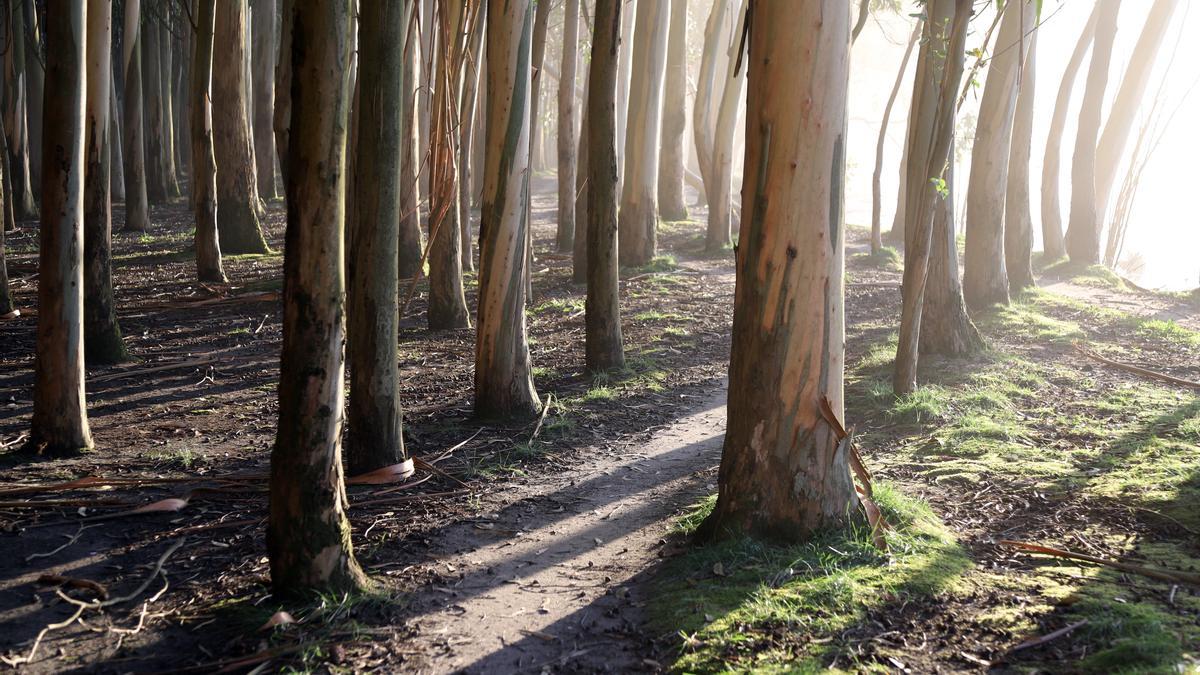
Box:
614;3;633;179
252;0;279;201
1094;0;1180;231
23;0;43;190
458;9;485;272
703;0;747;253
555;0;581;251
962;0;1034;310
656;0;687;222
0;113;14;232
399;4;424;280
617;0;670;267
156;18;180;198
273;0;294;182
83;0;128;365
1004;33;1038;294
4;0;38;220
30;0;93;456
190;0;227;284
214;0;270;254
871;22;919;254
699;0;857;541
174;12;192;183
571;67;590;284
108;74;124;202
418;0;435;211
1041;9;1097;262
525;0;551;293
0;119;10;315
921;157;983;356
142;19;167;202
121;0;149;231
475;0;541;419
691;0;730;215
893;0;972;395
584;0;624;373
347;0;412;476
268;0;368;597
426;0;474;330
1064;0;1120;265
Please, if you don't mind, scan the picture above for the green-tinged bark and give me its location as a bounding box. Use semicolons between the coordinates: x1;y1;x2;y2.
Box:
29;0;94;456
83;0;129;365
268;0;368;597
699;0;857;542
214;0;270;254
190;0;227;284
347;0;411;475
584;0;624;374
475;0;540;419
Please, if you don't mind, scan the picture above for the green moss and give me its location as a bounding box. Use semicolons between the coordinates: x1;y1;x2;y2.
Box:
652;485;970;673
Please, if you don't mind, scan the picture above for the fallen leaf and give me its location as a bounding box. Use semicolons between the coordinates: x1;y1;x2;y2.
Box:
258;611;296;631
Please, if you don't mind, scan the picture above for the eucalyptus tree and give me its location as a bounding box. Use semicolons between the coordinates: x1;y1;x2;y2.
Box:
4;0;38;220
30;0;93;456
190;0;227;284
251;0;279;201
474;0;541;419
700;0;858;540
656;0;688;222
121;0;150;232
268;0;368;596
1004;33;1038;293
556;0;582;251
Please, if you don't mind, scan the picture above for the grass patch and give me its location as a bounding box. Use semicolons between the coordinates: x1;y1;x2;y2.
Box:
532;297;584;316
851;246;902;272
652;486;970;673
147;447;199;470
1040;258;1126;290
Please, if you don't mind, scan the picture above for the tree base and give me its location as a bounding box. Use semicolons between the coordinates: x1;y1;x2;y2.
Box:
85;327;132;366
218;207;271;255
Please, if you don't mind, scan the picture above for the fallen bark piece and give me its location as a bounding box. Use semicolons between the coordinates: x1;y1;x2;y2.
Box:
1000;539;1200;587
1073;342;1200;391
346;459;416;485
1005;619;1088;656
36;574;109;599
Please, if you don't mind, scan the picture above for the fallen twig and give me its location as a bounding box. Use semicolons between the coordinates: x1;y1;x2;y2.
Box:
1073;342;1200;391
350;489;470;509
1004;620;1087;656
999;540;1200;587
89;357;221;384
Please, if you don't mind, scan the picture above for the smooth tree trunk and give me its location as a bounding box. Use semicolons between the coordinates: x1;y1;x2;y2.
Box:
699;0;857;542
656;0;687;222
571;69;590;284
252;0;279;201
120;0;149;231
1094;0;1180;231
4;0;38;220
1004;33;1037;294
142;20;167;202
893;0;971;395
30;0;94;456
214;0;270;254
398;5;424;280
0;123;10;315
273;0;294;182
555;0;581;251
108;75;124;202
703;0;747;253
584;0;624;373
615;4;633;177
426;0;474;330
268;0;368;597
525;0;552;291
871;22;919;254
0;108;14;232
921;157;983;357
475;0;541;420
691;0;728;211
190;0;227;284
617;0;670;267
458;10;485;272
24;0;44;189
418;0;435;209
962;0;1034;310
346;0;412;476
1064;0;1120;265
1041;11;1096;262
156;18;180;198
83;0;128;365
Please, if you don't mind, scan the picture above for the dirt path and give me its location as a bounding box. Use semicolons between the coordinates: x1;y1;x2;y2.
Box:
399;387;728;673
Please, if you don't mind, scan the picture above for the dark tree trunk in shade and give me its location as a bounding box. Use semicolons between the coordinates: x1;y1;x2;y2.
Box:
268;0;369;597
156;18;180;198
273;0;294;184
5;0;39;220
1004;34;1037;294
29;0;94;456
83;0;129;365
24;0;44;190
584;0;625;373
142;20;167;203
213;0;270;254
571;59;591;284
921;158;983;357
0;113;15;233
190;0;228;284
699;0;858;542
252;0;279;201
346;0;412;476
121;0;150;232
0;122;11;315
656;0;687;222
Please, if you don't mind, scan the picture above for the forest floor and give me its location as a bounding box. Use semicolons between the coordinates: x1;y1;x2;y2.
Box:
0;178;1198;674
